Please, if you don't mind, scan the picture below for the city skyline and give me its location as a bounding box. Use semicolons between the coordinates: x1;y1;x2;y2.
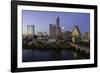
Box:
22;10;90;35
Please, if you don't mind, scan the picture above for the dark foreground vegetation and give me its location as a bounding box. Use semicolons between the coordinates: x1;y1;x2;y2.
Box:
23;40;77;50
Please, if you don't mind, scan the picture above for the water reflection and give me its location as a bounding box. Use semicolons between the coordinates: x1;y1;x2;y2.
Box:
22;49;89;62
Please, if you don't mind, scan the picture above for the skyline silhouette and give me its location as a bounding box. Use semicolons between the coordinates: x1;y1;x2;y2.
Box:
22;10;90;35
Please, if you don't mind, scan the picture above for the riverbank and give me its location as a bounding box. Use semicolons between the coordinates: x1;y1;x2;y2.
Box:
23;40;76;50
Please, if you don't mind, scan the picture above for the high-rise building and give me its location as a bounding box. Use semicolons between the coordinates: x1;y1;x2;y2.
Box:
49;24;56;39
49;16;63;40
56;16;60;28
72;25;81;43
56;16;62;40
27;25;35;37
72;25;81;37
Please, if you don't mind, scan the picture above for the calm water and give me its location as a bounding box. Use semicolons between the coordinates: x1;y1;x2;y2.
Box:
22;49;88;62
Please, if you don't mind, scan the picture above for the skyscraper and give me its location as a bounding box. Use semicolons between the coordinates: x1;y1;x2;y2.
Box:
56;16;60;28
49;24;56;39
27;25;35;37
49;16;63;40
56;16;62;40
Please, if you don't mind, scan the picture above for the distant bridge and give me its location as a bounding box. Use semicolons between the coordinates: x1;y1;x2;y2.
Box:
70;43;90;54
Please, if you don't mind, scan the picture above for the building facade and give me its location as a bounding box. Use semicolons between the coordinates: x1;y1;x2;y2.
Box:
81;32;90;42
27;25;35;37
56;16;62;40
49;24;56;39
49;16;63;40
63;31;72;41
72;25;81;43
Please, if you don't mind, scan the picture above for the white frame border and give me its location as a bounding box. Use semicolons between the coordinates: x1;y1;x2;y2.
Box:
17;5;94;68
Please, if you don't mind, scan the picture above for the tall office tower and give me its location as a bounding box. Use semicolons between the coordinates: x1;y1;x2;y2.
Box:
56;16;60;28
27;25;35;37
56;16;62;40
49;24;56;39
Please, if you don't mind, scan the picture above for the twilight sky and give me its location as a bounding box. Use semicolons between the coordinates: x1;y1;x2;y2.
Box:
22;10;90;35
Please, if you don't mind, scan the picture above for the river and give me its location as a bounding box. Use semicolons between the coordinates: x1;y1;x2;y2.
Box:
22;49;90;62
